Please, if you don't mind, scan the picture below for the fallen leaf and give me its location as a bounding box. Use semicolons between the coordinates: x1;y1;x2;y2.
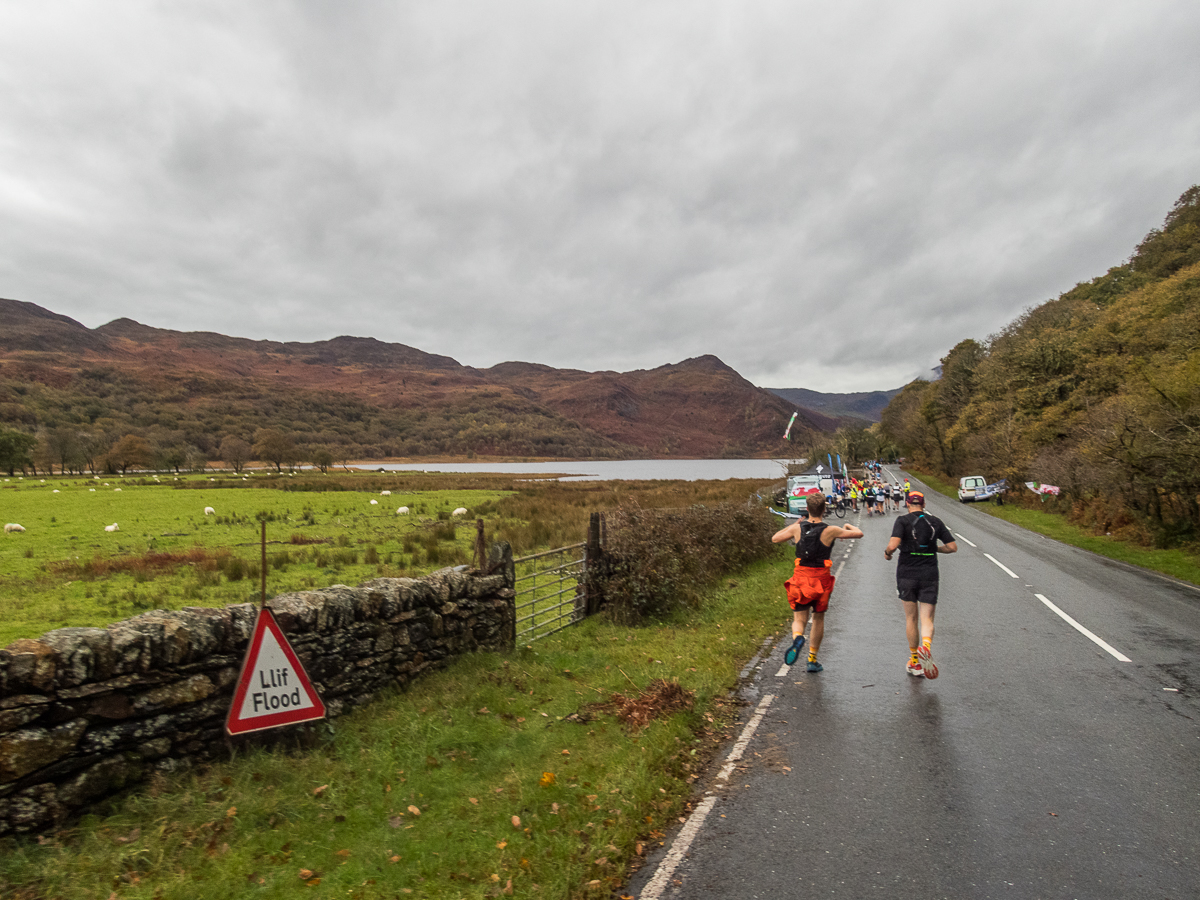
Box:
561;749;570;755
1049;812;1058;817
388;816;404;828
586;880;601;888
503;878;514;895
389;855;401;863
511;815;521;828
550;802;560;814
594;857;609;865
516;716;526;723
540;712;549;717
407;805;421;816
469;797;479;805
385;783;392;793
497;841;508;849
490;874;501;882
312;785;329;797
226;806;237;818
539;772;556;787
298;869;314;880
335;849;351;858
305;878;321;887
479;707;489;714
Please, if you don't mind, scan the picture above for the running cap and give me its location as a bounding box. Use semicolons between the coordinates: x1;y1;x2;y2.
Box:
907;491;925;506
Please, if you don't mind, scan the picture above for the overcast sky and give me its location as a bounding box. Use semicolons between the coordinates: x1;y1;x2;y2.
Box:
2;2;1198;392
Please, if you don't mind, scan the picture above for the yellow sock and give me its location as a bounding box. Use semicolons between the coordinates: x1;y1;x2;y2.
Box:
808;650;818;663
922;638;932;650
910;649;920;662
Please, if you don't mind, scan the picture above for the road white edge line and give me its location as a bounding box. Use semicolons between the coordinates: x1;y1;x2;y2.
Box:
775;664;790;677
984;553;1019;578
954;532;977;548
639;693;775;900
1034;593;1131;662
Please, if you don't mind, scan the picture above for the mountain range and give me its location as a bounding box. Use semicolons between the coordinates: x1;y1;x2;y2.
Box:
0;298;898;461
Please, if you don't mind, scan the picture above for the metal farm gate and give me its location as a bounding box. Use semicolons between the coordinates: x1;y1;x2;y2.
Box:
513;543;587;643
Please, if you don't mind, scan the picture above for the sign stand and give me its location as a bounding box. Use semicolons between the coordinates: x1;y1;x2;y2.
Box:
225;520;325;736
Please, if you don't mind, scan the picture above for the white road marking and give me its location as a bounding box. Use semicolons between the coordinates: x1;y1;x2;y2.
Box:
775;664;790;677
1034;593;1131;662
984;553;1019;578
954;532;977;548
639;693;776;900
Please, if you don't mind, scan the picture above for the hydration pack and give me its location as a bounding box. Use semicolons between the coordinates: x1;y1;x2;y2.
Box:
907;513;937;555
796;521;828;565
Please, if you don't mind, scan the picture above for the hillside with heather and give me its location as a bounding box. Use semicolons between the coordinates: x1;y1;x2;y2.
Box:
880;185;1200;547
0;301;841;470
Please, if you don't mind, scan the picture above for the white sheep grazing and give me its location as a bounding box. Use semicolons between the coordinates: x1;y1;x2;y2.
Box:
370;499;378;505
104;523;120;532
114;488;122;492
204;507;215;516
396;506;409;515
381;490;391;496
452;507;468;517
52;489;60;493
4;523;26;534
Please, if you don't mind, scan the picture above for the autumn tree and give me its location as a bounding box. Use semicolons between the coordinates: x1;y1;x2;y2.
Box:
311;447;334;474
253;429;295;473
108;434;153;474
220;436;252;473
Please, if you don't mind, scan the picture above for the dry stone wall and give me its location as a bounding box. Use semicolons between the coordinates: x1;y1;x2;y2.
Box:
0;544;515;835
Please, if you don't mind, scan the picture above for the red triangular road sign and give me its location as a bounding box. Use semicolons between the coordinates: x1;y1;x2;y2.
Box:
226;607;326;735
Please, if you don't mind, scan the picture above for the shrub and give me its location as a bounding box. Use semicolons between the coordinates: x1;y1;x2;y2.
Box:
601;503;777;624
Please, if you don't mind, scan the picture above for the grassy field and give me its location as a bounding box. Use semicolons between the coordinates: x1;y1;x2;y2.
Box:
0;473;510;646
0;473;780;646
0;556;791;900
908;469;1200;587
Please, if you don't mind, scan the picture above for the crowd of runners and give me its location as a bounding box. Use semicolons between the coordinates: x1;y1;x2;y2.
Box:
834;474;911;516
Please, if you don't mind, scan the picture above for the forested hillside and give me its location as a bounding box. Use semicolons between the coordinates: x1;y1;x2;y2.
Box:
0;301;833;472
881;185;1200;547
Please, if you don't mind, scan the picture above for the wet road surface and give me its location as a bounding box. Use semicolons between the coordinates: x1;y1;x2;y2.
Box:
631;470;1200;899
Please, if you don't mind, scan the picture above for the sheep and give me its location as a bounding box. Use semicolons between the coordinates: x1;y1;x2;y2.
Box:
104;523;119;532
452;507;468;517
396;506;410;515
4;524;26;534
114;488;122;492
204;507;215;516
370;499;378;505
381;490;391;496
52;489;60;493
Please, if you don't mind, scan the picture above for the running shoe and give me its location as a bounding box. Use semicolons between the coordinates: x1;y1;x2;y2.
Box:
784;634;806;666
906;660;924;677
806;659;823;673
917;644;939;680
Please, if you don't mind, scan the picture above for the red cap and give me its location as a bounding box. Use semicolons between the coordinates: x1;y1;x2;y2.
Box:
907;491;925;505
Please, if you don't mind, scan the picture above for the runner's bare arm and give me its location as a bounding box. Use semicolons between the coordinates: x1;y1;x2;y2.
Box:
883;536;902;560
826;524;862;541
938;541;958;554
771;524;800;544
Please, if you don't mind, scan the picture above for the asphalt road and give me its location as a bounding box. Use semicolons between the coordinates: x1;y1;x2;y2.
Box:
631;469;1200;899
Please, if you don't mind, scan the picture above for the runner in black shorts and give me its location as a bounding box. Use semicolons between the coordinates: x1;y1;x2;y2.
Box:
884;491;956;678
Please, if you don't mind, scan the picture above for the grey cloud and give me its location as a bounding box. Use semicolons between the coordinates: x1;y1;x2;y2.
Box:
0;1;1197;392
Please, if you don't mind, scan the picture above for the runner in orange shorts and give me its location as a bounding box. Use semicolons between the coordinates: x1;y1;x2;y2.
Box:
771;494;863;672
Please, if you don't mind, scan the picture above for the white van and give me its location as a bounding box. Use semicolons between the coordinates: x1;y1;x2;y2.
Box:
958;476;988;502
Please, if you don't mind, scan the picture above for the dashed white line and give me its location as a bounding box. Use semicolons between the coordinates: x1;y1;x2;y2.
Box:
638;693;776;900
1035;593;1131;662
984;553;1019;578
954;532;977;548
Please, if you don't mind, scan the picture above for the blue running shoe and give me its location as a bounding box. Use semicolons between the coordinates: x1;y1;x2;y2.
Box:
784;634;806;666
806;659;823;673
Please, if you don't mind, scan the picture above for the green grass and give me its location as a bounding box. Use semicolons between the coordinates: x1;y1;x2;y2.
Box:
0;556;791;900
0;474;510;645
907;469;1200;587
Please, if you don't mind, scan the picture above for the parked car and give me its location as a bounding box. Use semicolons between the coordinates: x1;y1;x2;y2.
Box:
958;476;989;502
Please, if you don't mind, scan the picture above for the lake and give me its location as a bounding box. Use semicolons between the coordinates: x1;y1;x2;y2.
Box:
363;459;793;482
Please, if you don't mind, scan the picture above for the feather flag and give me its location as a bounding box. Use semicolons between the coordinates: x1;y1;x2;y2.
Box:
783;412;798;440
